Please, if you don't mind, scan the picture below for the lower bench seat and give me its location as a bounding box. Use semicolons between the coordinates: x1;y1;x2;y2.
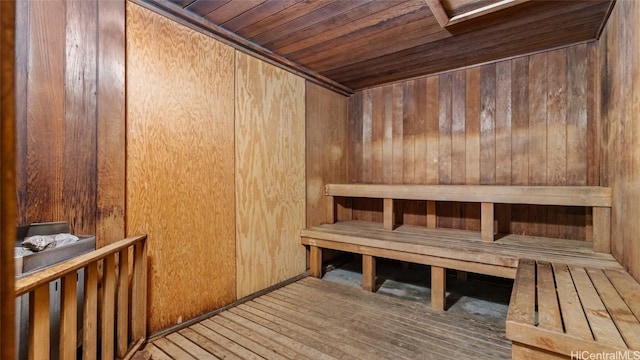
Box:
301;220;623;310
507;259;640;359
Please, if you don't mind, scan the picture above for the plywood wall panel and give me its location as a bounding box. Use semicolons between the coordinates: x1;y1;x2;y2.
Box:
126;3;236;333
306;82;348;227
348;43;595;239
235;52;306;299
598;0;640;280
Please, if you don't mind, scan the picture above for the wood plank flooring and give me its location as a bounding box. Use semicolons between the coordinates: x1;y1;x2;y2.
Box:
141;277;511;359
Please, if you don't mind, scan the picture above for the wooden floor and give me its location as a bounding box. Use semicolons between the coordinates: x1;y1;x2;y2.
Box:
140;277;511;359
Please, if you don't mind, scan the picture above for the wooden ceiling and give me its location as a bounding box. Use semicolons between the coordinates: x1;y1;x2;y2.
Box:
156;0;613;91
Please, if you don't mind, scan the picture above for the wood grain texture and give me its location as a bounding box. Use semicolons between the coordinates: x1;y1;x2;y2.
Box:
347;44;595;239
24;0;66;226
0;0;16;357
145;276;512;360
163;0;613;90
29;284;51;359
126;3;236;333
83;262;98;358
598;0;640;280
306;82;348;227
235;51;306;298
60;272;78;359
97;0;126;247
14;0;126;244
63;0;98;236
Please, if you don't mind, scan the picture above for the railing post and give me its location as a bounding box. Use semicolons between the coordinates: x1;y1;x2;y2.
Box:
83;262;98;359
117;249;130;358
101;254;116;360
29;284;50;360
59;272;77;360
132;240;148;341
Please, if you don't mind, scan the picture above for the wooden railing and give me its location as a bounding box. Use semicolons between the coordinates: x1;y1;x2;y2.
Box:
15;234;147;360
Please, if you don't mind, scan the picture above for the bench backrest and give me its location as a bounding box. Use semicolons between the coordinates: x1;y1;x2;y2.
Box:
326;184;611;207
325;184;612;253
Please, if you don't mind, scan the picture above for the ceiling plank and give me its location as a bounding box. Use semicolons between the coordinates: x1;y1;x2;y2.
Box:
222;0;302;32
272;1;426;55
186;0;230;17
203;0;267;24
288;10;441;68
251;0;372;45
234;0;335;39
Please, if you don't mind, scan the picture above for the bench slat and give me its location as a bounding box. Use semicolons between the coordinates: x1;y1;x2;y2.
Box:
551;263;592;340
570;266;627;348
605;269;640;322
587;268;640;349
326;184;612;207
301;222;622;271
536;262;562;331
302;236;517;279
507;259;536;325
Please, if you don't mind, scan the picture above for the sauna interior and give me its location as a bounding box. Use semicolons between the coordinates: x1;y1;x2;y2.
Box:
1;0;640;359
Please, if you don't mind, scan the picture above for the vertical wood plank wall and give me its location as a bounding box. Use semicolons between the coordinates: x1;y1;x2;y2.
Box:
306;82;349;264
1;0;16;357
347;43;598;240
306;82;349;227
598;0;640;281
126;3;237;333
14;0;126;247
235;52;306;299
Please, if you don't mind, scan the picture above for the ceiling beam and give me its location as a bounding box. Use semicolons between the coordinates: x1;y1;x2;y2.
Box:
425;0;450;28
426;0;530;28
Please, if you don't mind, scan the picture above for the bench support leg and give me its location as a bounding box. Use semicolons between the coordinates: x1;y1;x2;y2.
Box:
593;207;611;253
327;196;336;224
310;246;322;278
431;266;446;310
383;198;395;231
426;201;437;228
362;255;376;292
481;202;495;242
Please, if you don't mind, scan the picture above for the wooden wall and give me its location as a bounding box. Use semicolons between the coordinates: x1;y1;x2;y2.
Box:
347;43;599;240
1;0;16;357
306;82;349;227
235;52;306;299
14;0;126;247
126;3;236;333
598;0;640;280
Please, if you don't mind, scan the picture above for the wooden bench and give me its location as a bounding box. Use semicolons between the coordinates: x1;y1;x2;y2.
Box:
301;184;618;310
506;259;640;359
